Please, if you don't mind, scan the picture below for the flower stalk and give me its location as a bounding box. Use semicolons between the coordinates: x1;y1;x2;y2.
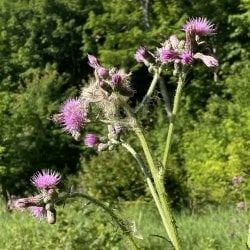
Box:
162;72;186;173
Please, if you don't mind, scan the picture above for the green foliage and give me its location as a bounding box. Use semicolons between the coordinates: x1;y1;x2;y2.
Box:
80;146;148;201
181;63;250;206
0;65;81;196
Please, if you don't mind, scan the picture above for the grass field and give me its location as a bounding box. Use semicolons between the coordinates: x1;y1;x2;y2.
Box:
0;199;248;249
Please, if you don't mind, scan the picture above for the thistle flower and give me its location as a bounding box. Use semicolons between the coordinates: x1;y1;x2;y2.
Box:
182;17;215;36
194;53;219;67
31;169;61;189
60;98;85;137
30;206;46;219
97;67;109;78
179;51;193;65
158;48;178;63
84;133;99;148
135;46;147;63
111;73;123;86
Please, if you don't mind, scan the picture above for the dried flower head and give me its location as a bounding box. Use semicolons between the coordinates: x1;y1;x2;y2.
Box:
87;54;100;69
182;17;215;36
31;169;61;189
194;53;219;67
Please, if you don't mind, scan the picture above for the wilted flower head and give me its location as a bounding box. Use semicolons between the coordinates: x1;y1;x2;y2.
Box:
87;54;100;69
84;133;99;148
31;169;61;189
179;51;193;65
194;53;219;67
182;17;215;36
11;196;43;211
30;206;46;219
60;98;85;137
135;46;147;63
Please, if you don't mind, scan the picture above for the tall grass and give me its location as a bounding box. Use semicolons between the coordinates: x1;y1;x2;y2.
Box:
0;199;248;249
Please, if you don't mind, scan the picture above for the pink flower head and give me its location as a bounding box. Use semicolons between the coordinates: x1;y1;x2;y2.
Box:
194;53;219;67
97;67;108;78
31;169;61;189
135;46;147;62
60;98;85;135
111;73;122;85
182;17;215;36
158;48;178;63
87;54;100;69
30;206;46;219
179;51;193;65
84;133;99;148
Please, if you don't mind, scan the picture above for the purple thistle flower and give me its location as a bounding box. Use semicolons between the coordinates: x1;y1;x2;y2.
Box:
179;51;193;65
182;17;215;36
31;169;61;189
135;46;147;62
84;133;99;148
193;53;219;67
111;73;122;85
30;206;46;219
60;98;85;136
97;67;109;78
158;48;178;63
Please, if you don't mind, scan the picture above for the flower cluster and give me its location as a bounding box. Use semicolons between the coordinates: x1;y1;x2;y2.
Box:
11;170;62;224
135;17;218;70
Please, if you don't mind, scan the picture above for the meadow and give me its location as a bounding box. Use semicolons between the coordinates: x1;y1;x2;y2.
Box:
0;200;248;250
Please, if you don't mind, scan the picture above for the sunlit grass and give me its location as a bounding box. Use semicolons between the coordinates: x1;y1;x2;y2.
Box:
0;199;248;249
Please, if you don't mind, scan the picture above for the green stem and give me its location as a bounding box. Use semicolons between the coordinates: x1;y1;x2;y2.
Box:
121;141;171;240
68;192;139;250
135;67;161;113
135;128;181;250
162;73;185;173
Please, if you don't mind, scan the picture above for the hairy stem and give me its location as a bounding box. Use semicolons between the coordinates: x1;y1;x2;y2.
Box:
121;141;171;238
162;73;185;173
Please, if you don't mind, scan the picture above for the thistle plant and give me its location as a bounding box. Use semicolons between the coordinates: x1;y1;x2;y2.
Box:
13;17;219;249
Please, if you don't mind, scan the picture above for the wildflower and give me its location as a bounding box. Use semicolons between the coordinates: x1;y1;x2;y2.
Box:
135;46;147;63
30;206;46;219
193;53;218;67
236;201;245;210
84;134;99;148
60;98;85;137
179;51;193;65
97;67;109;78
182;17;215;37
31;169;61;189
111;73;123;86
158;48;178;63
